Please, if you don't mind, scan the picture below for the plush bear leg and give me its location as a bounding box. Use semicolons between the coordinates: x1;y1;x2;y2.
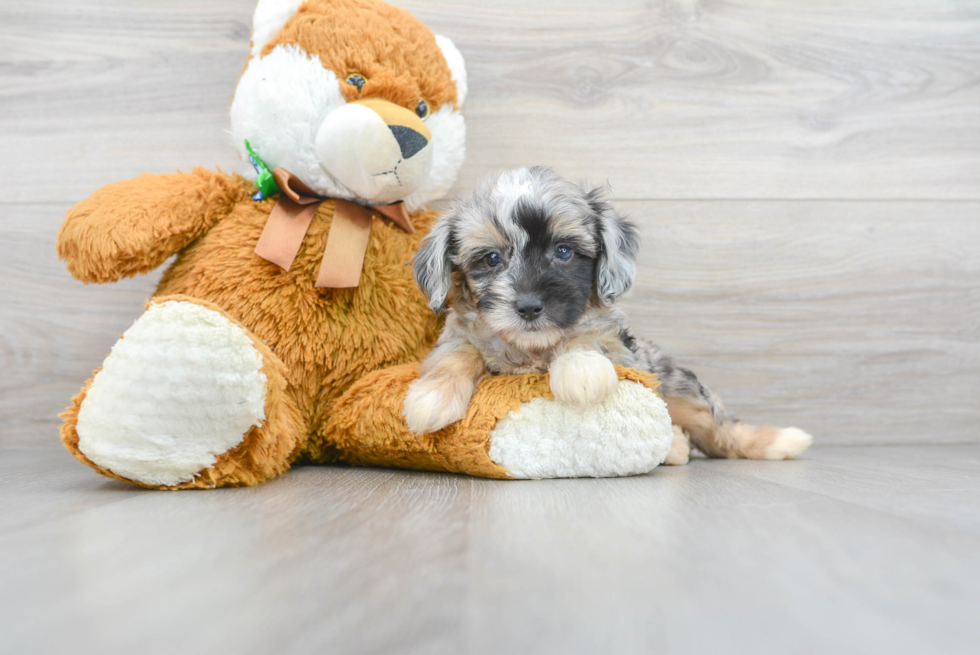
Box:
324;364;674;480
60;295;304;489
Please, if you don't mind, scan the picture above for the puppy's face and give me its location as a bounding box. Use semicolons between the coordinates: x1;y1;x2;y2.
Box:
414;167;639;350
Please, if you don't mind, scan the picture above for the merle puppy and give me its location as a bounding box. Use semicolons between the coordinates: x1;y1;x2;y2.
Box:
403;166;811;464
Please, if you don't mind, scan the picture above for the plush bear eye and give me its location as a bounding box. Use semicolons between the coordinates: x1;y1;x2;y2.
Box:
555;245;573;261
485;252;503;267
415;99;430;119
346;74;366;92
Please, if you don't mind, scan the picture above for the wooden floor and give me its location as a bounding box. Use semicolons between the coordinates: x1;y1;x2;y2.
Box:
2;1;979;653
1;444;978;654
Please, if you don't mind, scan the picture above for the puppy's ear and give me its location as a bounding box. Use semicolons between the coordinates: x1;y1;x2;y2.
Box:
586;185;639;306
412;213;455;314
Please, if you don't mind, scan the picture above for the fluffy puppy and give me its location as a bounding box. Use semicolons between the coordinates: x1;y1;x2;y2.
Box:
404;167;812;464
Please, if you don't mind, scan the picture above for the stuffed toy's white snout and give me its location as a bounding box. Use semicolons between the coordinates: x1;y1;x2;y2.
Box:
315;98;434;204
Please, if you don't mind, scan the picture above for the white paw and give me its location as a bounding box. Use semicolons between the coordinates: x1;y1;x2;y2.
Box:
403;377;473;434
663;425;691;466
549;350;618;408
764;427;814;460
76;301;267;486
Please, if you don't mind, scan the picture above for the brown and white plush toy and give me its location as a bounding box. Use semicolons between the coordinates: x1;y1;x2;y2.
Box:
56;0;675;489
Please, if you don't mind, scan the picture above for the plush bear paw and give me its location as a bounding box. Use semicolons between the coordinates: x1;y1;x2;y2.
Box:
73;300;269;487
548;349;619;408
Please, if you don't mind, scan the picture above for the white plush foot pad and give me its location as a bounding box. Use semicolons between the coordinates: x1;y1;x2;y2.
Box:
488;380;673;479
76;301;267;486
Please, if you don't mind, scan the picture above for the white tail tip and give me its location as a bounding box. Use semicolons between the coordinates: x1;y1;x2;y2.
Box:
764;427;813;460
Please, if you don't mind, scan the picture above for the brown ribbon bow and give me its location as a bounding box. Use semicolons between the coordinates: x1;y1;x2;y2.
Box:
253;168;415;288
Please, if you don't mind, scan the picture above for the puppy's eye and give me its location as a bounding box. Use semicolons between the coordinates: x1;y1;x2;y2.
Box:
554;245;573;261
346;74;366;92
485;252;503;267
415;99;430;119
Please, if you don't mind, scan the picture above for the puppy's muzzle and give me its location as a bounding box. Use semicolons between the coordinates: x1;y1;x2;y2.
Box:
314;98;433;204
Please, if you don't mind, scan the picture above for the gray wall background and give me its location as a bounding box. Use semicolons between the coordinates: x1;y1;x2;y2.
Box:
2;0;978;448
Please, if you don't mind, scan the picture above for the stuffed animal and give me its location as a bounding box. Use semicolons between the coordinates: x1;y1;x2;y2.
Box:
56;0;675;489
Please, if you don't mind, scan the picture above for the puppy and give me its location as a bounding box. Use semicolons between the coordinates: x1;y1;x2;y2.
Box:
403;167;812;464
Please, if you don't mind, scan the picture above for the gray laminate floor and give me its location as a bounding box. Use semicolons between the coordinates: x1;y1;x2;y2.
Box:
1;444;977;655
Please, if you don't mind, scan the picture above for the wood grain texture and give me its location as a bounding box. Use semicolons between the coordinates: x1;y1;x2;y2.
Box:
5;200;977;447
1;445;978;654
1;0;978;450
617;199;980;445
2;0;980;201
408;0;980;200
3;3;979;652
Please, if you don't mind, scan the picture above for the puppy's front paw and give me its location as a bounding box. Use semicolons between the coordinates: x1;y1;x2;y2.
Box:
549;350;618;409
403;377;473;435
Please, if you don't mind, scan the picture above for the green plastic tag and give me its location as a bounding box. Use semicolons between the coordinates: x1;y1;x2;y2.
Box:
245;140;281;200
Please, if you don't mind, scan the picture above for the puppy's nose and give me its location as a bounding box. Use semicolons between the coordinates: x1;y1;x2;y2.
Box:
389;125;429;159
515;295;544;320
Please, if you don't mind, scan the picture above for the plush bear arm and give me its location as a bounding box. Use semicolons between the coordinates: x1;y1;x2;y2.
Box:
57;168;245;283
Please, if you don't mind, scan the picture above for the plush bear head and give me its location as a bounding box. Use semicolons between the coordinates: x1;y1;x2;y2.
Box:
230;0;467;210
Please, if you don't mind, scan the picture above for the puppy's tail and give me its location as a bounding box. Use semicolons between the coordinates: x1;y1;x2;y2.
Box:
666;394;813;462
630;337;812;463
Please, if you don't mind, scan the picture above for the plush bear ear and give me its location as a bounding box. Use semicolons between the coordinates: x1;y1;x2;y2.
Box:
251;0;305;57
435;34;467;107
412;214;455;314
586;184;639;306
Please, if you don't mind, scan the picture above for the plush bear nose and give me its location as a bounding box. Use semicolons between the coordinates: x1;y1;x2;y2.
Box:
515;295;544;320
314;97;434;204
389;125;429;160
